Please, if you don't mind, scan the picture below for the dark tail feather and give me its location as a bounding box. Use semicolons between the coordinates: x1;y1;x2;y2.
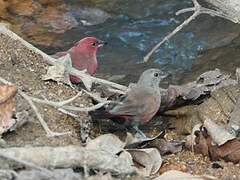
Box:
89;109;112;119
89;109;129;125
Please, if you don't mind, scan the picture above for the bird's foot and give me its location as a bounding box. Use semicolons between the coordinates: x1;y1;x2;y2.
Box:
133;126;148;139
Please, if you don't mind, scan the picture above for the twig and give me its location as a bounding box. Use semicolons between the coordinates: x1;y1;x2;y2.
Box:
29;91;118;112
0;25;127;92
0;153;52;175
19;91;71;137
62;101;116;112
29;93;82;108
0;77;70;137
143;0;201;63
143;0;240;63
0;146;135;174
0;76;119;137
82;89;107;103
58;108;78;118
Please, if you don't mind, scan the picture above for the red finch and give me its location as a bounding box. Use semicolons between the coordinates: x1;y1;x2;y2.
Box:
91;68;165;138
52;37;106;83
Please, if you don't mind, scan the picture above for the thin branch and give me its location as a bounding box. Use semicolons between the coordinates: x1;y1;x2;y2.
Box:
58;108;78;118
82;89;107;103
29;91;118;112
62;101;115;112
143;0;201;63
29;93;81;108
0;76;118;137
0;153;52;175
142;0;240;63
0;77;70;137
0;25;127;92
18;90;71;137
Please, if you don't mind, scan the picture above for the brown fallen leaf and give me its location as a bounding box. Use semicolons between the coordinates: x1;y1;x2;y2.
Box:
86;134;125;154
209;139;240;163
127;148;162;176
149;139;183;155
187;124;240;163
124;132;164;149
0;85;17;135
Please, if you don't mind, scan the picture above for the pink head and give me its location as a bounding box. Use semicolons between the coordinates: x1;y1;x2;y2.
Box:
71;36;106;56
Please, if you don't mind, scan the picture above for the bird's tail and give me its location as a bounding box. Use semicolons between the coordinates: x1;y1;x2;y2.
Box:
89;109;113;119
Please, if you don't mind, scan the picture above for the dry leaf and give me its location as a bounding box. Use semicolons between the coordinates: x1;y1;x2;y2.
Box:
149;139;183;155
125;132;163;149
203;117;235;146
154;170;216;180
43;54;74;88
209;139;240;163
0;85;17;135
127;148;162;176
159;69;237;112
188;125;240;163
43;54;93;90
86;134;125;154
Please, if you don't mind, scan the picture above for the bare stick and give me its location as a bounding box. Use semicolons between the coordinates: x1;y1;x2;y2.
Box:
0;146;135;175
143;0;201;63
0;153;52;175
28;91;118;112
82;89;107;103
19;91;71;137
62;101;113;112
0;25;127;92
0;77;70;137
143;0;240;63
29;92;82;108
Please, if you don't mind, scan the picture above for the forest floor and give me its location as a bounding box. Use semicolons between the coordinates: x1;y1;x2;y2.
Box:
1;33;240;180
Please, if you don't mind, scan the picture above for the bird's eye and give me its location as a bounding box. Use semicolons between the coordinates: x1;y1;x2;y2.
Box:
92;42;97;47
154;73;159;77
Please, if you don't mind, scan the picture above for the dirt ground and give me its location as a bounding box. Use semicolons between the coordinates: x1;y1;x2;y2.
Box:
1;33;240;179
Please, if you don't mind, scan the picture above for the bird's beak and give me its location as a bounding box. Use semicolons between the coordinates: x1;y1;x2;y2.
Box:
159;70;169;80
97;40;107;47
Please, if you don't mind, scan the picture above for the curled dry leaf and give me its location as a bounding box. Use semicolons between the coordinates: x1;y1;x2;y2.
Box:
43;54;93;90
86;134;125;154
203;117;235;146
159;69;237;112
127;148;162;176
149;138;183;155
125;132;163;149
42;54;74;88
0;85;17;135
154;170;216;180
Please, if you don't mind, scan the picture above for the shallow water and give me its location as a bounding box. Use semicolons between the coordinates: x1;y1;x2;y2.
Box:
45;0;239;85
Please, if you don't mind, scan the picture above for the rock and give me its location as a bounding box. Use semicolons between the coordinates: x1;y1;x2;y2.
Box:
0;0;78;47
7;0;35;16
72;7;111;26
165;85;240;135
0;0;8;19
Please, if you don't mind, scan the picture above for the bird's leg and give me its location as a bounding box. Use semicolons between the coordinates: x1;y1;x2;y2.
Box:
133;125;147;139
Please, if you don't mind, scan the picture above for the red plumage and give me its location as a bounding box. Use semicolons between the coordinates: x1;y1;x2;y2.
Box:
52;37;106;83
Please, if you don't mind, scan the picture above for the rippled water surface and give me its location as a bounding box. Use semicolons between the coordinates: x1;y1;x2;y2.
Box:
45;0;239;85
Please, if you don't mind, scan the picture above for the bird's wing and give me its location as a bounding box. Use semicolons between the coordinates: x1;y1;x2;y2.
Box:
109;89;159;116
